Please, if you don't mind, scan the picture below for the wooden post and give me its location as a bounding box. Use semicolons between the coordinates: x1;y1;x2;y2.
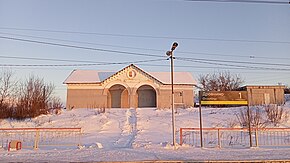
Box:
247;104;253;148
34;129;40;150
255;128;259;147
218;129;221;148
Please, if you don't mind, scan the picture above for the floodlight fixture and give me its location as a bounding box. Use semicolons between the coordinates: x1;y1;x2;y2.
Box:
171;42;178;51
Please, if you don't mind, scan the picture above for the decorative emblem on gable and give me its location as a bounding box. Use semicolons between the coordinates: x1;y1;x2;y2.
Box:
127;69;137;79
101;64;163;86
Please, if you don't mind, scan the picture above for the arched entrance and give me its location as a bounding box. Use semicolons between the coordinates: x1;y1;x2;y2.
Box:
137;85;156;108
108;84;129;108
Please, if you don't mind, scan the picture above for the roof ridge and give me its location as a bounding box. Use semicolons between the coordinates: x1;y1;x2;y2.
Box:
101;64;163;84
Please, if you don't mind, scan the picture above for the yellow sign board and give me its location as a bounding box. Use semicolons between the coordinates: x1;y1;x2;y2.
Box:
200;91;248;105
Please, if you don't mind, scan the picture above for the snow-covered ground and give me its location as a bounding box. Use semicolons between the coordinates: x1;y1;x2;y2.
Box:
0;102;290;162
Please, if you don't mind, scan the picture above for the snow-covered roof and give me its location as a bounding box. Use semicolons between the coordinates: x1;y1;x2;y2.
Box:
148;72;196;85
64;65;196;85
64;70;115;84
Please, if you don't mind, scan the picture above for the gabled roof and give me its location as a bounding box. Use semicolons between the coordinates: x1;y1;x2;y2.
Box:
100;64;163;84
64;64;196;85
148;72;195;85
63;70;115;84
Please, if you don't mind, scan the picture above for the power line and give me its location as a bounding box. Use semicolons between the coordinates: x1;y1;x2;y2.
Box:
177;58;290;71
2;53;289;68
138;63;248;69
0;36;164;58
2;32;290;61
0;55;253;69
0;32;164;52
2;61;288;72
2;35;290;69
184;0;290;5
176;57;290;67
177;51;290;61
0;58;166;67
1;27;290;44
0;55;118;64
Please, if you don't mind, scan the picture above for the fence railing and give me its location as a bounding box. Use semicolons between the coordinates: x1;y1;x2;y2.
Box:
179;127;290;148
0;128;82;150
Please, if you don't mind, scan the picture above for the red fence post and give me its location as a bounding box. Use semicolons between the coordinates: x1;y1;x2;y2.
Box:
8;142;11;151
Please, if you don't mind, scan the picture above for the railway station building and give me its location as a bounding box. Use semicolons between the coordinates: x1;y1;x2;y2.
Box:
64;64;196;109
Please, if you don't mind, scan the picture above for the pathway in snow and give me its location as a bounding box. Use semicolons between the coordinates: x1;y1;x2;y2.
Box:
114;108;138;148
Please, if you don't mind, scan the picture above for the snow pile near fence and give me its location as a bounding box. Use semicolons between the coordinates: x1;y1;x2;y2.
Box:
0;103;290;162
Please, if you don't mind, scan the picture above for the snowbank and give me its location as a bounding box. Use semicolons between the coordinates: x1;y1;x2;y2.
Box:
1;104;290;162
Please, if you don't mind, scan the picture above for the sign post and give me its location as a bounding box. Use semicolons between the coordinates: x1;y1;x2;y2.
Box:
199;91;251;147
247;103;253;147
198;91;204;148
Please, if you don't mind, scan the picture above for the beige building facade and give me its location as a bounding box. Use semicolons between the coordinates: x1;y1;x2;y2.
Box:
64;64;196;109
238;85;285;105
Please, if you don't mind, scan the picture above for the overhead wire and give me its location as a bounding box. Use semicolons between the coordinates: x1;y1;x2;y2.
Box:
0;36;164;58
1;27;290;44
1;35;290;67
0;54;268;70
0;58;166;67
176;57;290;67
0;32;165;52
177;58;290;71
2;32;290;61
177;51;290;61
1;35;290;71
0;55;132;64
138;63;248;69
184;0;290;5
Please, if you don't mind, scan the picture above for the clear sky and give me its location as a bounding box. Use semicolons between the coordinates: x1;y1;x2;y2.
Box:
0;0;289;102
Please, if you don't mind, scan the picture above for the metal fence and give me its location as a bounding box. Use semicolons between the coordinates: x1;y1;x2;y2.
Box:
0;128;82;150
179;127;290;148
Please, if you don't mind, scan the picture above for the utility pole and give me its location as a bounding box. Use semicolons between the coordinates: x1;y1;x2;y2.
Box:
166;42;178;149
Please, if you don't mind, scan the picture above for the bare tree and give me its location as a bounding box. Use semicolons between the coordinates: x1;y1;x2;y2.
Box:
0;69;17;119
236;106;267;128
198;71;244;91
0;69;17;105
15;76;55;119
48;97;64;114
236;105;289;128
265;105;288;126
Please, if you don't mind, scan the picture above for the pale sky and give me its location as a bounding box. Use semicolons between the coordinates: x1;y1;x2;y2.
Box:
0;0;289;102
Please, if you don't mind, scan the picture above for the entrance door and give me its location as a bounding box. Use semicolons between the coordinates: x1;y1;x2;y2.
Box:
109;84;127;108
137;85;156;108
110;89;122;108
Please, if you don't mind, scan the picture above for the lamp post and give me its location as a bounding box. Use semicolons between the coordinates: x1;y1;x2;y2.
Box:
166;42;178;149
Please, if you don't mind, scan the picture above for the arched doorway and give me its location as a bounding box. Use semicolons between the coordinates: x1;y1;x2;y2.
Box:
137;85;156;108
108;84;129;108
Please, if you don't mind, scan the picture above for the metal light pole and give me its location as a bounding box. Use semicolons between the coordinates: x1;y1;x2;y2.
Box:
166;42;178;149
199;91;204;148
